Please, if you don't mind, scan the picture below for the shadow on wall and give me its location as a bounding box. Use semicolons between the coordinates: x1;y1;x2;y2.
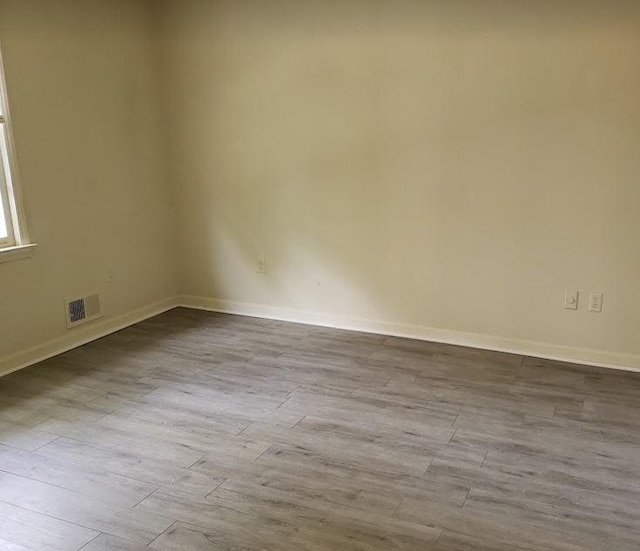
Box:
163;0;640;354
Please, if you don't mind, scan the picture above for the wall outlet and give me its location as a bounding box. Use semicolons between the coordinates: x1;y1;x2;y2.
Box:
107;268;115;284
564;290;579;310
589;292;603;313
256;254;266;274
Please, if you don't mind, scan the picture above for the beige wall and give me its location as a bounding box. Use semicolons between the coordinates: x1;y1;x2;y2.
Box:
0;0;178;362
1;0;639;369
159;0;640;358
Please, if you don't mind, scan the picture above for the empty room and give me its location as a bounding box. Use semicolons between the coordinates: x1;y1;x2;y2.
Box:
0;0;639;549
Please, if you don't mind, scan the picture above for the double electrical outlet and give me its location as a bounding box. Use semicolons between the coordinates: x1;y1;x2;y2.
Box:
256;254;266;274
564;290;603;313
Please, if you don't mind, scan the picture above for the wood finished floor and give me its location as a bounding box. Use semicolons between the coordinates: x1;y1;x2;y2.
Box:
0;308;639;550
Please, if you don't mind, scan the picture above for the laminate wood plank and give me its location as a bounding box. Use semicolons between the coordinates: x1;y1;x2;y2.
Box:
0;393;108;428
482;447;640;496
239;419;435;477
36;437;223;498
97;399;250;436
222;465;406;516
433;530;570;551
142;385;289;418
208;482;332;525
33;418;206;467
10;360;159;398
81;389;161;416
0;501;98;551
279;389;458;436
0;420;58;452
293;336;386;361
93;388;301;439
147;520;294;551
0;443;158;509
399;380;557;419
0;537;35;551
233;440;468;509
134;489;264;534
135;370;294;400
79;533;150;551
0;471;172;543
92;412;246;454
290;506;441;551
0;372;108;404
463;486;640;551
143;491;442;551
394;497;590;551
518;413;640;449
0;307;638;550
242;354;392;391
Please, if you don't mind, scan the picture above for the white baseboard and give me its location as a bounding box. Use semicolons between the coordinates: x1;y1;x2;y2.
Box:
178;295;640;373
3;293;638;379
0;296;180;378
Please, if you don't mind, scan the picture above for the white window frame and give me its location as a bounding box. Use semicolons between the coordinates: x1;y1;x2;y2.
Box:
0;42;34;262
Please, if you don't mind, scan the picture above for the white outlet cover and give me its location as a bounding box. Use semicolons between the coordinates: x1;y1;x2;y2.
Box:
589;292;603;313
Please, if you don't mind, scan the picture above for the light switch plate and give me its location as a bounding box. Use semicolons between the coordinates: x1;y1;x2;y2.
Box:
564;290;579;310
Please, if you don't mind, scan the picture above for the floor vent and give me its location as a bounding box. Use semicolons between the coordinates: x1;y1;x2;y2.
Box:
64;293;102;328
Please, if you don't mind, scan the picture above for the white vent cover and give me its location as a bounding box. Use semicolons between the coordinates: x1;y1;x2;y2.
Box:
64;293;102;328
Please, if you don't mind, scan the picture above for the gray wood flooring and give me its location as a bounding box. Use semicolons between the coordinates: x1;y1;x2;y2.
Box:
0;307;639;550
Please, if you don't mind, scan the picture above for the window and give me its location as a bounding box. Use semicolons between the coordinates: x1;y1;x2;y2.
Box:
0;45;33;260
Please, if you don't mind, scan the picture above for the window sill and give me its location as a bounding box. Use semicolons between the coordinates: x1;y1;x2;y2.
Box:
0;243;37;264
